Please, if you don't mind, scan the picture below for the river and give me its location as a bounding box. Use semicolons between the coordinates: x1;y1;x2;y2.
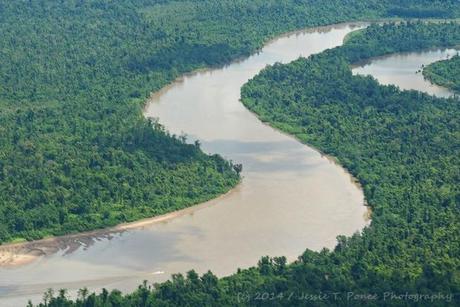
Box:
2;23;455;307
352;48;459;98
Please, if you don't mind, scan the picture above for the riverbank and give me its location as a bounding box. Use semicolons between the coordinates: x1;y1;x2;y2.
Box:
422;53;460;92
239;20;460;302
0;184;241;268
0;22;370;270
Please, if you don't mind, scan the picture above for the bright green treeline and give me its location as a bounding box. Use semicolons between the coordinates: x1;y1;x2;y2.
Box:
31;21;460;306
423;54;460;92
2;0;457;243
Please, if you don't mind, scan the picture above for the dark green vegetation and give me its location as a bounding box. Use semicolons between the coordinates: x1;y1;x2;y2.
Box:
31;20;460;307
2;0;457;243
423;54;460;92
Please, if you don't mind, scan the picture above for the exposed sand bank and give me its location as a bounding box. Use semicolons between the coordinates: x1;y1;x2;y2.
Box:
0;185;241;268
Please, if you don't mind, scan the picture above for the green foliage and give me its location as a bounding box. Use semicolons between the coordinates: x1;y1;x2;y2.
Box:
423;54;460;92
240;21;460;305
0;0;250;243
31;20;460;307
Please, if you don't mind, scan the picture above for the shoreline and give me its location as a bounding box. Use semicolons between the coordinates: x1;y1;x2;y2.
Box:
0;184;241;268
144;21;373;222
1;21;373;269
350;45;460;69
242;105;372;223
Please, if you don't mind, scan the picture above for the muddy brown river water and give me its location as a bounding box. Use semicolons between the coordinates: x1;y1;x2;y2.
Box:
1;23;456;306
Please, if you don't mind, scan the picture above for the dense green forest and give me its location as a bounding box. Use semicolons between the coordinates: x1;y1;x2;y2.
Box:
423;54;460;92
2;0;457;243
30;21;460;306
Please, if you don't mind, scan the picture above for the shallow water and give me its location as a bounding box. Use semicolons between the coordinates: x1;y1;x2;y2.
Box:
0;23;372;306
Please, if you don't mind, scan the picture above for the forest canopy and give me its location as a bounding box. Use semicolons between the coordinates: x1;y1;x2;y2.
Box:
0;0;458;305
2;0;458;243
31;21;460;307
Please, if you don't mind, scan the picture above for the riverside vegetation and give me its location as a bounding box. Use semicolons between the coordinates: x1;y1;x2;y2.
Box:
423;54;460;93
29;18;460;307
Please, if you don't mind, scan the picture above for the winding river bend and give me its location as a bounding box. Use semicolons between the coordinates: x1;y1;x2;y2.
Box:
2;23;455;306
0;23;368;306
